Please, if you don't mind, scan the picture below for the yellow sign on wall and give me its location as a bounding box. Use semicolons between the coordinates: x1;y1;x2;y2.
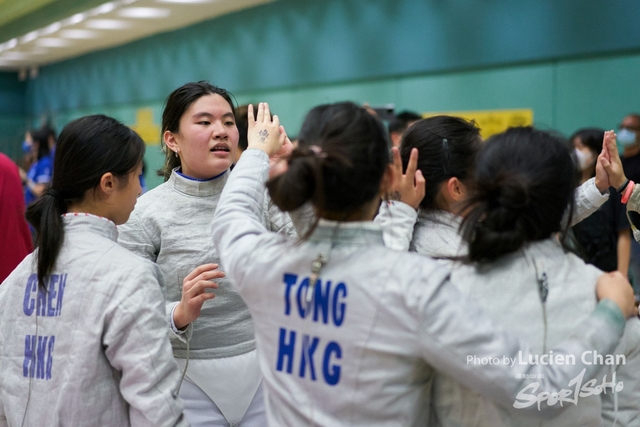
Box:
131;108;161;146
423;109;534;139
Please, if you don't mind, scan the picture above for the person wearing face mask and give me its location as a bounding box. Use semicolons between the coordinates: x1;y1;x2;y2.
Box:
570;128;631;276
618;114;640;169
618;114;640;296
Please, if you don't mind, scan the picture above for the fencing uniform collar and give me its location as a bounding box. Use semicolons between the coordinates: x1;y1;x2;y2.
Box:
63;212;118;242
308;219;384;247
169;167;229;197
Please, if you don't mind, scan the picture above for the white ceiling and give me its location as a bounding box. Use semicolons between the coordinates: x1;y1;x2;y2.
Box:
0;0;275;71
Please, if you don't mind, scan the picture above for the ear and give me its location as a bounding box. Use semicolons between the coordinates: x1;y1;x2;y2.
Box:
98;172;116;198
379;164;397;198
444;177;468;203
164;130;179;154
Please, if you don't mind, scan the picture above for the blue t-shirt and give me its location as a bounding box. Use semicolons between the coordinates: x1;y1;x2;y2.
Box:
24;156;53;206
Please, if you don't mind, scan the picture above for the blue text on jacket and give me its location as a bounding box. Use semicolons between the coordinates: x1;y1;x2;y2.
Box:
282;273;347;326
277;273;347;386
23;335;55;380
23;273;67;317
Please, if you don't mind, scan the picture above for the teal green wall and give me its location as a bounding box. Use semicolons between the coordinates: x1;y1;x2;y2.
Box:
0;72;27;161
38;51;640;190
25;0;640;115
1;0;640;187
556;54;640;133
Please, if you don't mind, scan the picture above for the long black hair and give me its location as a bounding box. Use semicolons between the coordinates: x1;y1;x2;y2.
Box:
461;127;577;263
25;115;145;290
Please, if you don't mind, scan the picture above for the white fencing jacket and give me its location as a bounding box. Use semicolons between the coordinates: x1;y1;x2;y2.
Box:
118;168;295;359
438;239;640;427
0;213;187;427
390;180;638;427
211;149;628;427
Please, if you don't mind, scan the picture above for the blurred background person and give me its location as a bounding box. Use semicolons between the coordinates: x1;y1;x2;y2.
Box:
17;131;35;184
40;124;57;159
388;110;422;147
571;128;631;276
22;128;53;207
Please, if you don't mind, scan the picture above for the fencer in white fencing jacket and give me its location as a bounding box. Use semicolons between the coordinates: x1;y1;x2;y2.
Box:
117;167;295;424
0;213;187;427
382;178;639;427
118;168;294;360
211;149;629;427
437;239;640;427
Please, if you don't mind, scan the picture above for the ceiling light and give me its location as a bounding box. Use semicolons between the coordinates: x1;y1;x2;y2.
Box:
21;31;40;44
41;22;62;36
92;2;117;16
157;0;215;3
59;29;100;39
118;7;171;18
0;39;18;52
64;13;88;26
36;38;72;48
85;19;132;30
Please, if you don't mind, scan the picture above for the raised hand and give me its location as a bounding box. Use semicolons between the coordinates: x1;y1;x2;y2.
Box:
173;263;223;330
594;144;610;193
386;147;425;209
247;102;285;157
600;130;627;190
269;125;292;179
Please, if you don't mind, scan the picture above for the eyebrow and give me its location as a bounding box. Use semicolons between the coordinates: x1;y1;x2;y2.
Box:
192;112;235;120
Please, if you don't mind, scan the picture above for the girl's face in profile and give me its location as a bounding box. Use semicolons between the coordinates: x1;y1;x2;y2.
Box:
110;162;143;225
170;94;240;179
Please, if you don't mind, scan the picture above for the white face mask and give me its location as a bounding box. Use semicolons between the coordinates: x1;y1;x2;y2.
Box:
617;128;637;148
574;148;595;171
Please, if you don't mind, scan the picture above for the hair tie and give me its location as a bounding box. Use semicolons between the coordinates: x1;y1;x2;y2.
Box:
46;189;61;200
309;145;327;159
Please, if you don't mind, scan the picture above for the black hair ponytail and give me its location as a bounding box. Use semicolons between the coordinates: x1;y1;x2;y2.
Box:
267;102;389;233
267;147;325;212
461;127;576;263
25;191;65;291
25;115;145;291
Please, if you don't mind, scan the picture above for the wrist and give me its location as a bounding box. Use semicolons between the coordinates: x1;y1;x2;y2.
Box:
173;303;190;330
247;145;275;157
595;177;608;194
615;177;630;192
